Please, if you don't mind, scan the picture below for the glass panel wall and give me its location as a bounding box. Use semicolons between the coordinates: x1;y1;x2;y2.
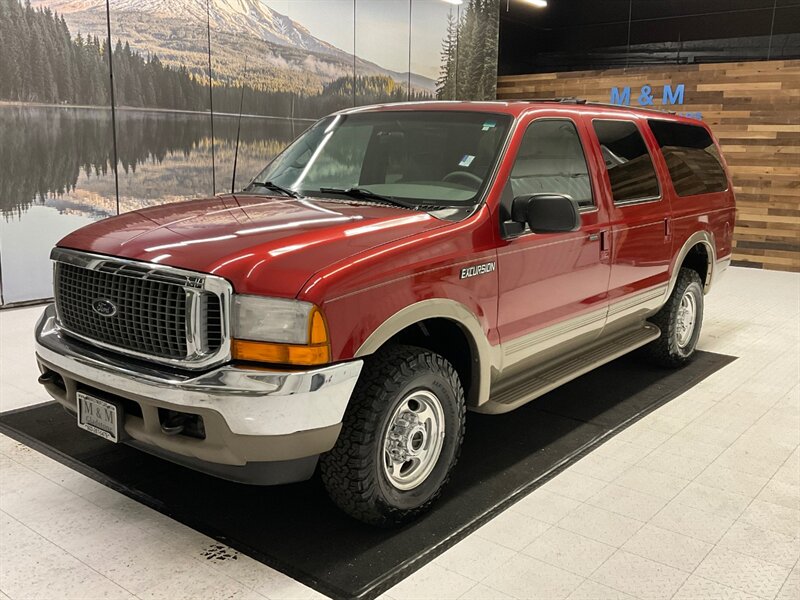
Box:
0;0;501;305
108;1;215;206
0;0;115;304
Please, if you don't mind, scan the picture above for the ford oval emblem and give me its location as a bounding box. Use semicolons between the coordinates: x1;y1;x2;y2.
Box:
91;299;117;317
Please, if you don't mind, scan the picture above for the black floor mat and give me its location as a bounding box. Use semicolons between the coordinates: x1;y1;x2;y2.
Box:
0;351;734;600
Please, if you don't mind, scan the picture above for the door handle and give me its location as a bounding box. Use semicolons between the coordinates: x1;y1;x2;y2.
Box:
589;231;608;251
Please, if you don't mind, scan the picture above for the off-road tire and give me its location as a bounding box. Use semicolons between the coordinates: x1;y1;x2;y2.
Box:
642;268;704;368
320;345;466;527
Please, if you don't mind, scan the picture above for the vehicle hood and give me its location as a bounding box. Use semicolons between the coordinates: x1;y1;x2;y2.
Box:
57;194;448;297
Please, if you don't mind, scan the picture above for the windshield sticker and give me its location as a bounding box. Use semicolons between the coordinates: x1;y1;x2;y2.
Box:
482;120;497;131
459;154;475;167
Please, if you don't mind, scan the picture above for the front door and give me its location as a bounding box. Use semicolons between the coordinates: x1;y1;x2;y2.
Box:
495;114;611;378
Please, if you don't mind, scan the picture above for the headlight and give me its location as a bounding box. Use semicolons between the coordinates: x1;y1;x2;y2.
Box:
233;295;314;344
231;295;330;366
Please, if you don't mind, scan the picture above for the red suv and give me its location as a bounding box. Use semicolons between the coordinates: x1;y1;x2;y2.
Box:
35;101;735;525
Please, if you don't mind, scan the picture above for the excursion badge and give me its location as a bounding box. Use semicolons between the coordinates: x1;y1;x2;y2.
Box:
460;261;496;279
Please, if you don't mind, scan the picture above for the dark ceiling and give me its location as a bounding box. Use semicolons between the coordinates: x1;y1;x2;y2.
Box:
498;0;800;75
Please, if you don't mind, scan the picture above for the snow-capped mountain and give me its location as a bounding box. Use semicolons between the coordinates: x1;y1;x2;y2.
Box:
37;0;342;56
32;0;436;93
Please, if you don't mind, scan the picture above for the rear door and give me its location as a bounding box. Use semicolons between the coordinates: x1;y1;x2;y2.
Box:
495;112;611;378
585;118;674;333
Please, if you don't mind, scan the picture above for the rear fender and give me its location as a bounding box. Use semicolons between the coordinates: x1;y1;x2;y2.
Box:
667;231;716;298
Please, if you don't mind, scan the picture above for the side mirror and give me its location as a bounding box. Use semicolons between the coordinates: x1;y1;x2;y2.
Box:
511;193;581;233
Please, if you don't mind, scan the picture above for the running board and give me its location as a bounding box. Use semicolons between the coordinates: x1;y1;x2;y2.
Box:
478;324;661;414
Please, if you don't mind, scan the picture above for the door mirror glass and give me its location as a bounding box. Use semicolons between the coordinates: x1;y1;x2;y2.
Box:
511;194;581;233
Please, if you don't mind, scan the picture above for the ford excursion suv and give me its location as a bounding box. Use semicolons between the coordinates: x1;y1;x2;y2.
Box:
35;101;735;526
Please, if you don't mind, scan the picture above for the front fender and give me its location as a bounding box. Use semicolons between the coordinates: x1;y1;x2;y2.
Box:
354;298;498;406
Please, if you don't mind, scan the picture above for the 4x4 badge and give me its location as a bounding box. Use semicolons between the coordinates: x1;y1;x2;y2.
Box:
460;262;496;279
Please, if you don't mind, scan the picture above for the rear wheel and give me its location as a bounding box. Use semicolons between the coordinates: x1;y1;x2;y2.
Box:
320;345;465;527
642;268;704;367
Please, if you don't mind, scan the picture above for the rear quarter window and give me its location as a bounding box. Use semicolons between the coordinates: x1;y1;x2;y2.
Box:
648;120;728;196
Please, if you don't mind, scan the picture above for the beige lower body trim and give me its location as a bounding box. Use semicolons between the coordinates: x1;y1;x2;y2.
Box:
499;306;607;380
604;285;669;332
497;285;668;383
479;323;661;414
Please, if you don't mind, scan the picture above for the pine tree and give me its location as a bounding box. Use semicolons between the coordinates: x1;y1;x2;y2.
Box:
458;0;476;99
435;0;499;101
437;10;458;100
0;0;433;116
480;0;500;100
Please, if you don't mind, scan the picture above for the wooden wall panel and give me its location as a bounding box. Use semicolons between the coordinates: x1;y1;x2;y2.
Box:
497;60;800;272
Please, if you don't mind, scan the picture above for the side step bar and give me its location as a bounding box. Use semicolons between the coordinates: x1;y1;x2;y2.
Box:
477;324;661;415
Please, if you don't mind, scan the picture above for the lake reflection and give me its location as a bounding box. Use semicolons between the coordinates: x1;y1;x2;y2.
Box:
0;105;305;304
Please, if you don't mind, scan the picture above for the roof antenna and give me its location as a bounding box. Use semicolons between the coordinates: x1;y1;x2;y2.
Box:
231;57;248;194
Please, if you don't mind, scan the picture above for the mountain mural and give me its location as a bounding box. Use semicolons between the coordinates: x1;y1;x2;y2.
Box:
1;0;432;117
31;0;436;94
1;0;500;305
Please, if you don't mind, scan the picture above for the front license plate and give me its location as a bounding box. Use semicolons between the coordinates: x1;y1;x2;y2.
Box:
77;391;120;443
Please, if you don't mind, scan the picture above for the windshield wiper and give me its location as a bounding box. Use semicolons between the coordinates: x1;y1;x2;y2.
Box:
248;181;302;198
318;187;419;210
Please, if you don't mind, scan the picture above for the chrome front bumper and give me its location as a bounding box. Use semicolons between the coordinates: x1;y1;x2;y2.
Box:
35;304;363;437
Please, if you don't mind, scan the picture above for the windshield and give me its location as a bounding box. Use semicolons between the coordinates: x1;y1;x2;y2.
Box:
251;111;512;207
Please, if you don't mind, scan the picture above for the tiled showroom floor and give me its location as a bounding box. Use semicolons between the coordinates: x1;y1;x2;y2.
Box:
1;266;798;600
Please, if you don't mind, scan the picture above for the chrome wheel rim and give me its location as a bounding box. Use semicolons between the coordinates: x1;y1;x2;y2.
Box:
676;290;697;348
382;390;446;491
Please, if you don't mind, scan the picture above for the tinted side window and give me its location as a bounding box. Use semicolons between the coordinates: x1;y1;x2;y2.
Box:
509;119;594;208
592;120;660;203
648;120;728;196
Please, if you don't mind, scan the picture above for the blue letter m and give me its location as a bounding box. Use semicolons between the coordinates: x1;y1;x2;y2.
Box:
610;86;631;105
662;84;685;105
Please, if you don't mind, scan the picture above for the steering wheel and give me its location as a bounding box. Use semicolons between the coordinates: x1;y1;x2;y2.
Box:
442;171;483;188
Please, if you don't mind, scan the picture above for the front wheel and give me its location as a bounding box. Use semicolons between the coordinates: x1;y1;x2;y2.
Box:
642;268;704;367
320;345;466;527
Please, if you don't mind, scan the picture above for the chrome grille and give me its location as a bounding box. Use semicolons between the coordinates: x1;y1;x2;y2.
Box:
204;293;223;353
52;249;231;367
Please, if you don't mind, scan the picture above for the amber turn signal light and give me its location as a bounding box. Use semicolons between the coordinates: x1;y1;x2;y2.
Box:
308;307;328;345
232;339;330;366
